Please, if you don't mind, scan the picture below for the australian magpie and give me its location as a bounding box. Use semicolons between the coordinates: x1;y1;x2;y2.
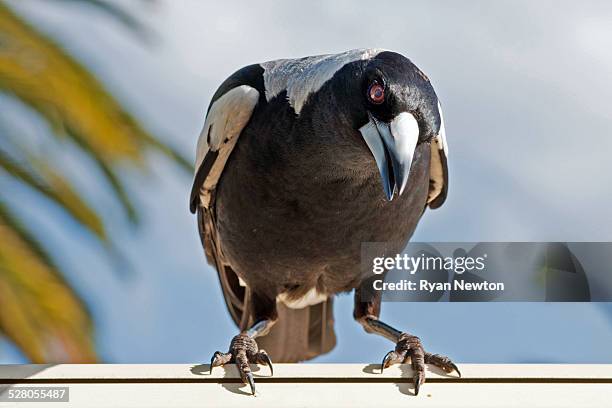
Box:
190;49;457;396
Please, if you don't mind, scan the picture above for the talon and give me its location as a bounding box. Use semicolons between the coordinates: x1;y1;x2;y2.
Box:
381;351;394;373
378;333;456;396
246;372;256;395
450;362;461;377
259;351;274;376
424;352;459;378
209;351;224;374
414;370;425;396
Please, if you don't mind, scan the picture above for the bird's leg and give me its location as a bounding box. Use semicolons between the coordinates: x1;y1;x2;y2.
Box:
353;285;460;395
209;292;277;395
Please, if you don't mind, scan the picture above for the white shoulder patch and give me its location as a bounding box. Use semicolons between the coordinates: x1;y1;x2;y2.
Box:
261;48;384;115
435;101;448;156
428;101;449;204
194;85;259;207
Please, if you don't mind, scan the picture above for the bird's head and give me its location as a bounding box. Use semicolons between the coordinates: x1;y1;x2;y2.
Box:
343;51;443;200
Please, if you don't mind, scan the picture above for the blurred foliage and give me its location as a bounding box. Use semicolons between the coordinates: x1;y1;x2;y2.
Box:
0;202;96;362
50;0;154;40
0;0;190;362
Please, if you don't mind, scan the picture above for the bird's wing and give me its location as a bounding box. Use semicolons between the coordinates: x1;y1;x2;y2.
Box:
190;84;259;212
427;102;449;209
196;207;245;325
190;65;263;327
191;62;338;362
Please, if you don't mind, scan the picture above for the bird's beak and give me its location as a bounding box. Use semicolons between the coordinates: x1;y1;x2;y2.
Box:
359;112;420;200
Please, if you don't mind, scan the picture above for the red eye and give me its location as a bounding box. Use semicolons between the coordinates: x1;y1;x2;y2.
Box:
368;82;385;104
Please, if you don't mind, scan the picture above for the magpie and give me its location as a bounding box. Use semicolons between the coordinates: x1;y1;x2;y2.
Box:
190;49;458;396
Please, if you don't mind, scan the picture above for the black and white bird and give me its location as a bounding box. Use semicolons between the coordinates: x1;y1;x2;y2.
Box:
190;49;457;395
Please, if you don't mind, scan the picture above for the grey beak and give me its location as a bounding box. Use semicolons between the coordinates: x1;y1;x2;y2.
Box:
359;112;420;200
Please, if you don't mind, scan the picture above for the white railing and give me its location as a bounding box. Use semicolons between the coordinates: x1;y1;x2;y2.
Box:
1;364;611;407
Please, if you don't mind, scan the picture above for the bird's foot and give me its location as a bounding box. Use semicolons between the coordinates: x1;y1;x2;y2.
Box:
381;333;460;395
209;333;273;395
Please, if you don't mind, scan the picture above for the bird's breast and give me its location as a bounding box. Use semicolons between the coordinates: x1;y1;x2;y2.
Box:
214;126;431;298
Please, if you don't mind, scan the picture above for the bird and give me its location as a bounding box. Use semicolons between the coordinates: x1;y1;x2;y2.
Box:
189;48;458;396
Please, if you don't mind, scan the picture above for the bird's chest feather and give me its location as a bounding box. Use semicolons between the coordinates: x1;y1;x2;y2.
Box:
214;122;431;298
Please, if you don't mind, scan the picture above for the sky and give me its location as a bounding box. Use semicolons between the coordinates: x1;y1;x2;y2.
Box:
1;0;611;363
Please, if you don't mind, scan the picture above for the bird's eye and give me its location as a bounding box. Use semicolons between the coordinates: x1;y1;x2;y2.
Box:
368;81;385;104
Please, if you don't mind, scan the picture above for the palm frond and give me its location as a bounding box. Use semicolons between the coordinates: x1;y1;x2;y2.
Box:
0;147;107;241
0;2;190;170
62;129;141;224
0;0;192;362
0;201;96;363
48;0;153;39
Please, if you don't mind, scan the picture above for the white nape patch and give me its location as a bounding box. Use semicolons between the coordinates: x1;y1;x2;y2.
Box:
261;48;384;115
277;288;327;309
194;85;259;207
427;101;449;204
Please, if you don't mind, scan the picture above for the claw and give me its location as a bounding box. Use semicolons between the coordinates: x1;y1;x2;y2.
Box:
246;372;256;396
381;351;394;373
450;362;461;377
209;351;223;374
260;352;274;376
414;371;425;396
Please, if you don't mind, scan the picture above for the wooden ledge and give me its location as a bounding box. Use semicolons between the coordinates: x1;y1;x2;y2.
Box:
1;364;611;407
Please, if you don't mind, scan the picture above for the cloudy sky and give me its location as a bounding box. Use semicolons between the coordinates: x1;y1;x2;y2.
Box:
1;0;611;363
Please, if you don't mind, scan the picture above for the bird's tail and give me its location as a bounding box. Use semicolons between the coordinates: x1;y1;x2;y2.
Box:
256;299;336;363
